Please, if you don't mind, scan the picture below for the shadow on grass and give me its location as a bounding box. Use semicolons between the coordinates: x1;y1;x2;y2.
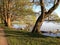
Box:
4;30;50;38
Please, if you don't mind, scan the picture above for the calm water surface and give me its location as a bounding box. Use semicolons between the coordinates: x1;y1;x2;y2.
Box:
13;21;60;37
41;21;60;31
41;21;60;37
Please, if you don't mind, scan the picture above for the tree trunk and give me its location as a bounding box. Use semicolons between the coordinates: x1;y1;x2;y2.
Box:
48;16;50;21
7;15;11;27
32;15;44;33
32;0;45;33
4;20;8;26
3;17;11;27
5;0;11;27
32;0;60;33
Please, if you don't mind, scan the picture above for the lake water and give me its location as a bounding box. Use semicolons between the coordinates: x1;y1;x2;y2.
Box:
41;21;60;31
41;21;60;37
13;21;60;37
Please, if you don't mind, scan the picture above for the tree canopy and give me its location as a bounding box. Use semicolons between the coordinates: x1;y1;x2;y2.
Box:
0;0;60;33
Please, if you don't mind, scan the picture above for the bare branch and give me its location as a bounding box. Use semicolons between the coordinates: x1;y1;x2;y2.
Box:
54;0;57;4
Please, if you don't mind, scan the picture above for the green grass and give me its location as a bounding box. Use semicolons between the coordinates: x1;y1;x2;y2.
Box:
0;23;60;45
4;29;60;45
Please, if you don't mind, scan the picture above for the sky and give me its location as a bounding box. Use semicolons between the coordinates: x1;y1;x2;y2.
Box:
54;4;60;17
33;4;60;17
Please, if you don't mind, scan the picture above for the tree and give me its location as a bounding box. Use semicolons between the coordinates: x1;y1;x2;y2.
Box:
0;0;13;27
48;12;59;21
0;0;34;27
32;0;60;33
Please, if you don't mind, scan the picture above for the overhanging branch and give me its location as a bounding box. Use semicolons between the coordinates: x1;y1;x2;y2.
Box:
45;0;60;17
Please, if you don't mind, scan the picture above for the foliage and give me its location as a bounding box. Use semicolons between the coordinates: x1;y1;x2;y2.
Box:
0;0;35;27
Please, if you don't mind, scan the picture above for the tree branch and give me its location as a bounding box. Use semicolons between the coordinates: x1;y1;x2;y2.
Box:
54;0;57;4
32;0;34;3
45;0;60;17
37;0;45;21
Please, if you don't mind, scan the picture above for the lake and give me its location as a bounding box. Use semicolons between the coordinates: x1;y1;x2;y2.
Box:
13;21;60;37
41;21;60;31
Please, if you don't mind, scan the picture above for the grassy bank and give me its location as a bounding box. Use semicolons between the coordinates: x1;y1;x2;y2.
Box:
4;29;60;45
0;23;60;45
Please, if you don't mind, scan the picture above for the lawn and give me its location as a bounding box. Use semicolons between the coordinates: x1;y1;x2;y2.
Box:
4;29;60;45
